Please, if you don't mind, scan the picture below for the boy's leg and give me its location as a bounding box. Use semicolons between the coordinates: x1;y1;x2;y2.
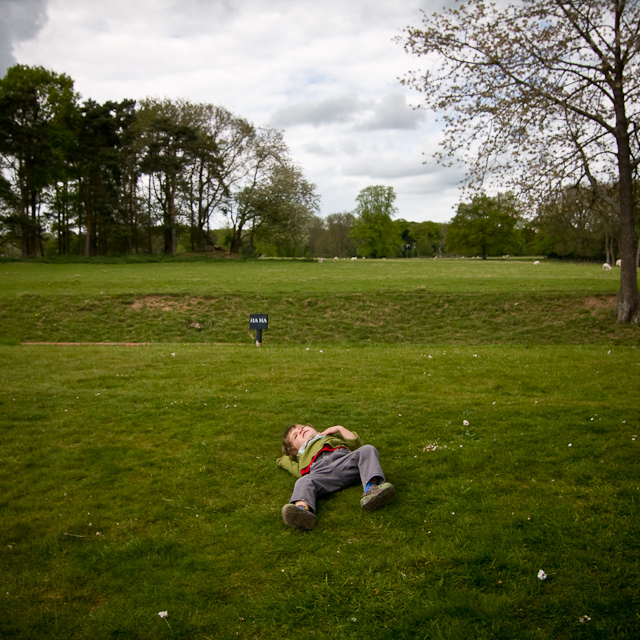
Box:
283;473;329;530
289;475;321;513
339;444;386;489
333;445;396;511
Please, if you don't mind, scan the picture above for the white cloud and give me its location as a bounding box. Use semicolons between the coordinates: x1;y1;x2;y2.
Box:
10;0;462;222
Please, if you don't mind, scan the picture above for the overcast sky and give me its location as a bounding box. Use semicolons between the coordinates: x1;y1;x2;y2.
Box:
1;0;464;223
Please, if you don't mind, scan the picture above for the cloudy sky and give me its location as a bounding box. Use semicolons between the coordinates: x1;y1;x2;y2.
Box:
1;0;464;223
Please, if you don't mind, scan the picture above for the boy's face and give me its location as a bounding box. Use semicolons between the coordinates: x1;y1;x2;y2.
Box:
288;424;318;453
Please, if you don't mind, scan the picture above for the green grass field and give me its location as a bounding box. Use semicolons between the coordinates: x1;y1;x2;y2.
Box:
1;258;639;639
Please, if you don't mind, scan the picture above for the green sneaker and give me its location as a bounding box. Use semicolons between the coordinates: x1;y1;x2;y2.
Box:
360;482;396;511
282;503;317;530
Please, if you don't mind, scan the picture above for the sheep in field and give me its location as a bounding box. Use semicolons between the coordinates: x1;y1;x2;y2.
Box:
616;259;622;267
602;263;612;271
533;260;540;265
318;257;325;263
334;257;339;262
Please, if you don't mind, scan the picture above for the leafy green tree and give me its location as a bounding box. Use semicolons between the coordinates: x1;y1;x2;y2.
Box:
223;128;317;255
446;194;520;259
181;104;253;251
306;212;356;258
400;0;640;322
326;212;356;258
0;64;78;256
71;98;136;256
239;162;319;255
350;185;402;258
533;185;621;262
306;215;329;257
138;99;198;254
392;220;446;257
393;219;415;257
412;220;445;257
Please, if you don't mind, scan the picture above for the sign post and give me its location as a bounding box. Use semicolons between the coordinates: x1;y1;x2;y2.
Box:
249;314;268;347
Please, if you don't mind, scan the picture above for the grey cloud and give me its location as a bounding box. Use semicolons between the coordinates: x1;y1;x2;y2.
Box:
303;141;333;156
342;155;437;180
355;92;425;131
271;91;424;131
0;0;50;75
270;93;365;128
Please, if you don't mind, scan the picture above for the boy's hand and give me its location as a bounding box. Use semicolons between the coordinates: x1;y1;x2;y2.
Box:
320;425;357;440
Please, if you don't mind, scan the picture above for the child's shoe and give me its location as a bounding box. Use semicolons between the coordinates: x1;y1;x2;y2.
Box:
282;503;317;530
360;482;396;511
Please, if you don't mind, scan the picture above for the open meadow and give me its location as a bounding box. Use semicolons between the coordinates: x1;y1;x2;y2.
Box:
1;258;639;639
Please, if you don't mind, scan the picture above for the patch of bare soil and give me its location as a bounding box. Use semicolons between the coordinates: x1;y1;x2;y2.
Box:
584;295;617;312
130;296;210;312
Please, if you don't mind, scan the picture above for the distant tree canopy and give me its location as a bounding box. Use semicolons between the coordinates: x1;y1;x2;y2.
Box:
0;65;319;258
5;65;632;264
532;183;627;264
0;65;77;257
394;219;446;257
446;194;521;259
350;185;403;258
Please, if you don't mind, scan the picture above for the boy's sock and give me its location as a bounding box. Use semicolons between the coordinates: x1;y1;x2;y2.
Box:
364;477;383;493
360;482;396;511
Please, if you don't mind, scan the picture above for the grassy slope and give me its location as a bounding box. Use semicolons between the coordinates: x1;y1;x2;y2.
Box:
0;259;639;639
0;259;637;346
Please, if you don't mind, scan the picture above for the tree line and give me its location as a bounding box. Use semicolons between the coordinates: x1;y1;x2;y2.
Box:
0;64;319;258
1;60;637;266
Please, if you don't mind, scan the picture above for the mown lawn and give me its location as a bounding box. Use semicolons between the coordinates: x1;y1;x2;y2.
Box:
0;259;638;639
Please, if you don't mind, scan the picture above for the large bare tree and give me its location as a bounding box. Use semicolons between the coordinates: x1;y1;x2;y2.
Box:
400;0;640;323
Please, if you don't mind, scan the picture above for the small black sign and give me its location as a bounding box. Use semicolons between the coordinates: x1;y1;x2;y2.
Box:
249;314;268;330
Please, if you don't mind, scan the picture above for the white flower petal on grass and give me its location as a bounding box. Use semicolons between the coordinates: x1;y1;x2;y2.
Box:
463;420;469;426
158;611;168;618
579;615;591;623
537;570;547;580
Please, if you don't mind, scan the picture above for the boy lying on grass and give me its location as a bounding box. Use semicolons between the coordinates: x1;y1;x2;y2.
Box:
277;423;396;530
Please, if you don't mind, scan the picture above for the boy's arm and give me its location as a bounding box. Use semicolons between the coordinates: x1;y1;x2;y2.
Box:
320;425;357;440
276;455;302;477
320;425;362;449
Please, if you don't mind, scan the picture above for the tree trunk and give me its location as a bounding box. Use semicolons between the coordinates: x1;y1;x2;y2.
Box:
230;226;243;254
84;200;93;257
20;209;29;258
613;79;639;323
605;233;614;266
